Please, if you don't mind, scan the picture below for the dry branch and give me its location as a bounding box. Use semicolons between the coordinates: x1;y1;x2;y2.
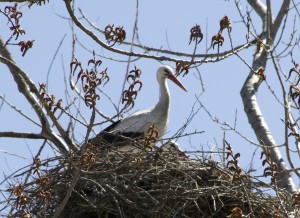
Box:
3;140;297;218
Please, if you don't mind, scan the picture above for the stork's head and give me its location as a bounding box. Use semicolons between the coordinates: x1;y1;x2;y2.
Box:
161;140;187;157
157;65;187;92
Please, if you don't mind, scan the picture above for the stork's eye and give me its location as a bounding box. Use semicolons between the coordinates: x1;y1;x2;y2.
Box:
163;68;171;75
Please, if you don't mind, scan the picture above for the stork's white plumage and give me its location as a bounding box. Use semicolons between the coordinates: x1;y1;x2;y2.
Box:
96;65;187;150
160;140;187;157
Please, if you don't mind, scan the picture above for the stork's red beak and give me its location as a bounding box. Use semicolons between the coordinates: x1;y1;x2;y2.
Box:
168;74;188;92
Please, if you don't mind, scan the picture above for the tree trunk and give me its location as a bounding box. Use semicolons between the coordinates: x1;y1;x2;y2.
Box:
240;37;296;193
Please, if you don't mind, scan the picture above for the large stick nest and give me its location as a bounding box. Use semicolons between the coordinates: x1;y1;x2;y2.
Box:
5;140;296;218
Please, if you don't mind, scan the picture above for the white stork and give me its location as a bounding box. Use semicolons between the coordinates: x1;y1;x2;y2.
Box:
91;65;187;152
159;140;187;157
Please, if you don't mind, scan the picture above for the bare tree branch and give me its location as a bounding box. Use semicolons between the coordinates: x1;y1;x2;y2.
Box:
64;0;254;65
0;0;28;2
0;38;70;154
241;1;296;193
272;0;291;38
247;0;267;21
0;95;41;127
0;131;45;139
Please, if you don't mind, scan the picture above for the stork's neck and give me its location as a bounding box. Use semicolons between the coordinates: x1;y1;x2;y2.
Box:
154;78;170;116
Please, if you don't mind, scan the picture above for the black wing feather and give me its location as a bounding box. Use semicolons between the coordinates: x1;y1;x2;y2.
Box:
90;120;144;146
102;120;121;132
